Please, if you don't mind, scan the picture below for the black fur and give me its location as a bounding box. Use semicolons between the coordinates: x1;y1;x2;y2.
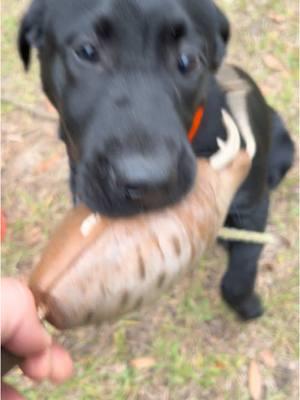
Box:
267;107;295;189
18;0;294;320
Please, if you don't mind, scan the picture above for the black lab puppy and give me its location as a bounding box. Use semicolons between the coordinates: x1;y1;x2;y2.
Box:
18;0;294;320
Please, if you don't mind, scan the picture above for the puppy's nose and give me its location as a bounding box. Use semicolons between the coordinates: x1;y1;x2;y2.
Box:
114;155;175;204
125;185;146;201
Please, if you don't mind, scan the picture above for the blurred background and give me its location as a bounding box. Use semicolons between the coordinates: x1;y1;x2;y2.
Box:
2;0;299;399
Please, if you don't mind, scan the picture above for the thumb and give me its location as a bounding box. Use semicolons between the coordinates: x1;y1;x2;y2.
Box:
1;278;51;357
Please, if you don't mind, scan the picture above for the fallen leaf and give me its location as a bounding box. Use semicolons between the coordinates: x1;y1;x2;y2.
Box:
24;226;43;246
278;235;292;248
259;350;277;368
260;84;273;97
44;99;57;115
215;360;225;369
261;261;276;272
34;153;61;174
7;134;23;143
130;357;156;370
102;363;127;374
248;360;263;400
274;365;292;389
263;54;286;73
268;12;285;23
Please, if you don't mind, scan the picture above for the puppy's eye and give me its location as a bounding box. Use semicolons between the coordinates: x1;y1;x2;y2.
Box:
177;54;199;75
75;43;99;63
169;23;186;42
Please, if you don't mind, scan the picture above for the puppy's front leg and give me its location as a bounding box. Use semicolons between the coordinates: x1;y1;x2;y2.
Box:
221;193;270;320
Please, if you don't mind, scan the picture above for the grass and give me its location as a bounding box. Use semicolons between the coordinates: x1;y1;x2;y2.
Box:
2;0;299;399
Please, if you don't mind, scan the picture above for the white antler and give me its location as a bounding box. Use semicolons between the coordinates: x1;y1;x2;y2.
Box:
209;109;241;170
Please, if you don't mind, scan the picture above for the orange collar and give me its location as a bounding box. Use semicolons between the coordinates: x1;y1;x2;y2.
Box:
187;105;205;143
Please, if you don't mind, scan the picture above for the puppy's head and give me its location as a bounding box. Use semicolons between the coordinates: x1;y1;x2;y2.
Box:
19;0;229;216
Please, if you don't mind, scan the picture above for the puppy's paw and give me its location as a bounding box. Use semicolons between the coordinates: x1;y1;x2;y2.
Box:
238;294;264;320
231;293;264;321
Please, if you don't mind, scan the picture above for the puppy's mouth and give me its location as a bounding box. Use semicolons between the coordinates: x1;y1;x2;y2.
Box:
75;153;196;217
74;109;243;216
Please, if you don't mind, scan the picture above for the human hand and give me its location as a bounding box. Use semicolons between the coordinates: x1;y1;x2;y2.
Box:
1;278;73;400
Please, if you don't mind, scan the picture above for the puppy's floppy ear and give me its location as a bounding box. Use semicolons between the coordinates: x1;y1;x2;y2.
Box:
18;0;45;70
181;0;230;70
213;4;230;70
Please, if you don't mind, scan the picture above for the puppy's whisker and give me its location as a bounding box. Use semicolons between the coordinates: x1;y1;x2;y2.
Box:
171;81;182;104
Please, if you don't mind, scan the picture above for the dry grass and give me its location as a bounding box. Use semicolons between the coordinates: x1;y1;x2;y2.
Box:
2;0;299;399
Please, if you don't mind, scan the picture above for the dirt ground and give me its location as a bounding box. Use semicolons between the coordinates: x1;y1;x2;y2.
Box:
2;0;299;399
